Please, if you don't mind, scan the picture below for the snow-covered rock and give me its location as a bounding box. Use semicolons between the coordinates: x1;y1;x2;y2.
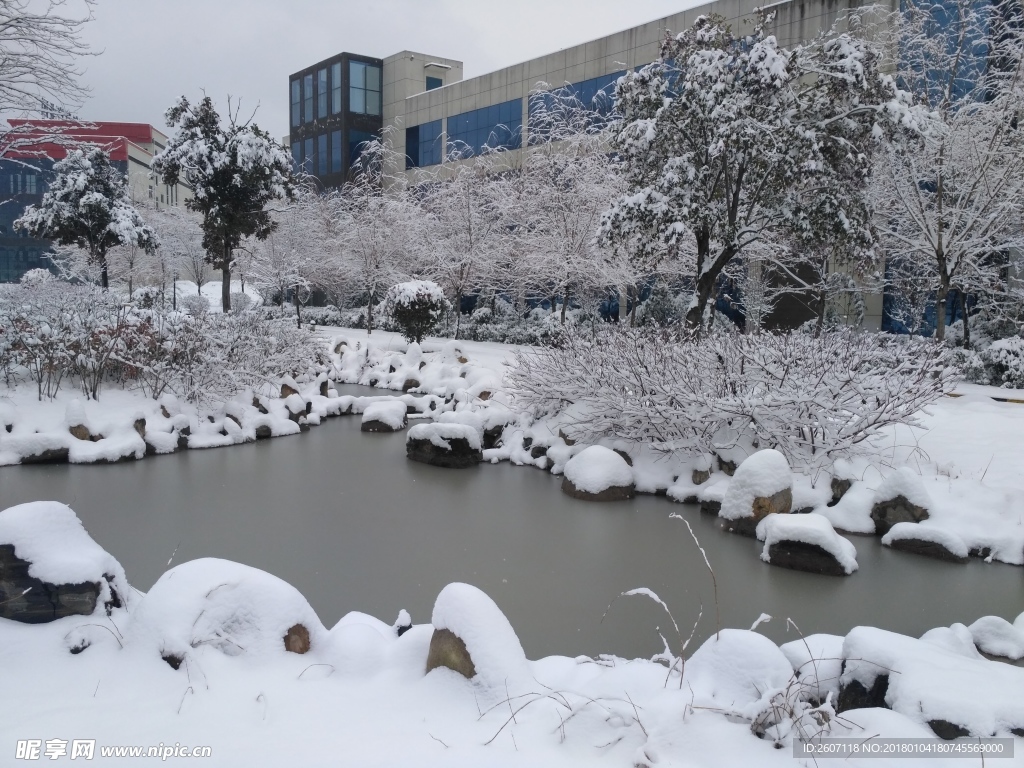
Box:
968;615;1024;661
839;626;1024;738
719;449;792;536
560;445;635;502
919;623;985;660
779;633;845;703
426;582;527;690
125;558;327;666
757;513;859;576
0;501;129;623
870;467;931;535
406;423;483;468
881;522;968;563
360;400;408;433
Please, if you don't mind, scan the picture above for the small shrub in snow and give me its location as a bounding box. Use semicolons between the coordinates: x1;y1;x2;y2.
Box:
979;337;1024;388
179;294;209;317
380;281;449;344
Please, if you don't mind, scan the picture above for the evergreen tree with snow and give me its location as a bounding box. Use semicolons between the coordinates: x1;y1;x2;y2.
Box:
602;13;911;332
151;96;294;312
15;147;157;290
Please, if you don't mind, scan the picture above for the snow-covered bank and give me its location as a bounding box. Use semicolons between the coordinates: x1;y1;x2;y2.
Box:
1;501;1021;767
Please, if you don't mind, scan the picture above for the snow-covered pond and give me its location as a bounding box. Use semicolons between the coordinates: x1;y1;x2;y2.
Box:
2;386;1020;660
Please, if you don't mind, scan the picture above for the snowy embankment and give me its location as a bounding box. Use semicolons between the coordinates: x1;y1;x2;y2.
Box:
1;500;1022;767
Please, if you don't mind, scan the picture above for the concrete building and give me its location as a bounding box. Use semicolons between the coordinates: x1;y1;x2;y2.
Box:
0;120;191;283
287;0;896;327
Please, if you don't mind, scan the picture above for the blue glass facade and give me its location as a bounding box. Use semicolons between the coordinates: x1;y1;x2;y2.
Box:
331;130;342;174
405;120;443;169
0;159;64;283
426;76;443;91
528;71;623;141
447;98;522;158
349;129;375;168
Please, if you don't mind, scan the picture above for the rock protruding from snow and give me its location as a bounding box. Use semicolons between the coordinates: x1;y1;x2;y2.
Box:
968;616;1024;661
757;513;858;576
360;400;408;433
125;558;326;664
0;501;129;623
720;450;792;537
65;399;93;441
838;626;1024;738
560;445;635;502
406;423;482;468
882;523;968;563
870;468;930;535
426;583;527;689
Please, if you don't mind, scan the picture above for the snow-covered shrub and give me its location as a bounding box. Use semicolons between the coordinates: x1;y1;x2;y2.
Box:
979;337;1024;388
131;285;162;309
380;281;449;344
509;327;958;471
230;292;254;313
180;294;209;317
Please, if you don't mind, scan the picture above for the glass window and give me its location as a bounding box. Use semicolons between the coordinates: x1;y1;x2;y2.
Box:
331;130;342;173
290;79;301;128
426;76;443;91
348;129;375;168
446;99;522;158
291;142;301;173
349;61;382;116
317;68;328;118
303;74;313;123
331;62;342;114
318;134;328;176
405;120;442;169
304;137;314;174
528;71;624;142
25;174;36;195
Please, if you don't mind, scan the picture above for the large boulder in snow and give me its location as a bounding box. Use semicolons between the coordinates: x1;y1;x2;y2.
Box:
757;513;858;576
870;468;930;536
838;626;1024;738
719;450;792;537
406;423;482;468
968;615;1024;661
125;558;326;667
560;445;635;502
425;582;527;688
881;523;968;563
0;502;129;624
360;400;408;433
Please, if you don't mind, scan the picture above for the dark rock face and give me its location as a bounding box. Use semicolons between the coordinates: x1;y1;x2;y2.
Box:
283;623;311;654
766;540;849;576
483;425;504;450
870;495;929;536
21;447;70;465
407;437;482;468
255;424;273;440
162;653;183;670
752;488;793;519
281;382;299;398
692;468;711;485
928;720;971;740
557;429;576;446
252;397;269;415
829;477;852;506
887;537;967;563
700;500;722;515
837;674;889;712
530;445;548;460
176;427;190;451
225;414;242;430
401;378;421;392
969;546;993;559
133;418;147;439
717;455;737;476
613;449;634;467
0;544;101;623
68;424;92;441
721;516;758;537
361;418;405;433
425;628;476;679
319;380;329;397
561;476;635;502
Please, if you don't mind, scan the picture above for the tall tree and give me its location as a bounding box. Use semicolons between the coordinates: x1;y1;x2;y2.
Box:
15;147;157;289
151;96;294;312
602;13;909;332
871;0;1024;343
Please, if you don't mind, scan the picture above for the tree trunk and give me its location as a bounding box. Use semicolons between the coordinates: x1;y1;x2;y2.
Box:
684;232;735;335
629;284;637;327
366;292;374;335
617;285;627;324
960;291;970;349
454;288;464;339
814;288;827;339
294;289;302;329
221;242;232;313
934;278;949;342
560;287;569;325
100;258;109;291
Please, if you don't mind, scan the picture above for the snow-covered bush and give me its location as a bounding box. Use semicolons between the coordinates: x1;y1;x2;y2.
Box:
380;281;449;344
509;327;958;471
230;292;254;313
131;286;162;309
979;337;1024;388
179;294;209;317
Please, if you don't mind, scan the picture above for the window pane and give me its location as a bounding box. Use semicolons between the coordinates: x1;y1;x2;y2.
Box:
350;88;365;114
318;134;328;175
304;138;313;173
331;130;342;173
350;60;365;89
366;65;381;92
291;141;301;172
303;74;313;122
366;90;380;116
291;80;301;127
331;62;342;114
317;68;328;118
426;76;442;91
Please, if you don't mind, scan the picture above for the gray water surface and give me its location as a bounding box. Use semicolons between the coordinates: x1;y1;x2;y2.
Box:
2;386;1021;660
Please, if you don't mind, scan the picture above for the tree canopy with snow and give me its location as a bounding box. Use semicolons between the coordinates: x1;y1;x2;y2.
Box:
602;13;911;332
15;147;157;289
151;96;295;312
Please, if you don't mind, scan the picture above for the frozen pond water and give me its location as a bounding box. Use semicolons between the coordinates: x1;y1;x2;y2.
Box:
2;385;1021;660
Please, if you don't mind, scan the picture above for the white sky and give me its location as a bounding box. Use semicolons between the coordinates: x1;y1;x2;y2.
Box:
76;0;702;140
